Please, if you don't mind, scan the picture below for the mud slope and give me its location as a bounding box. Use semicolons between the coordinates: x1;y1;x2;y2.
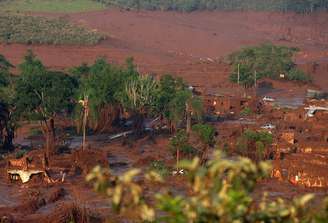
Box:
0;9;327;89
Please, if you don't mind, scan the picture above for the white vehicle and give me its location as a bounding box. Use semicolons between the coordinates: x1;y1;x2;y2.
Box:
261;123;276;129
262;96;275;102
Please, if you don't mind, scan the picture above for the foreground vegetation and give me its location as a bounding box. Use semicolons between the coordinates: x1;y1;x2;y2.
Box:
0;14;105;45
0;0;105;13
87;151;328;222
95;0;328;13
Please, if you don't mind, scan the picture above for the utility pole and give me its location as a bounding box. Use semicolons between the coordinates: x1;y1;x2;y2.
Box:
254;70;257;97
237;63;240;85
79;95;89;150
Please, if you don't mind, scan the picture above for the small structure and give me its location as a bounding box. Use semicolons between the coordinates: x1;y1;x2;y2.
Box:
203;88;255;116
6;154;49;184
304;106;328;117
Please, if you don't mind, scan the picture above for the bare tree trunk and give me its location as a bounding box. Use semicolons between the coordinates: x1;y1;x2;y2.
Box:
43;118;56;164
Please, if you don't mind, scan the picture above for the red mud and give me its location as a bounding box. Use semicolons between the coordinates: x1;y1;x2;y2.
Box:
0;9;328;222
0;9;327;90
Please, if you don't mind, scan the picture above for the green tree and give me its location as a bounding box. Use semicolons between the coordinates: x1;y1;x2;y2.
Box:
191;123;216;162
0;55;15;152
153;74;202;134
15;50;77;160
168;88;202;134
75;57;139;132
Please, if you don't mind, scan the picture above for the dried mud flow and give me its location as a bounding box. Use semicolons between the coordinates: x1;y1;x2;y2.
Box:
0;9;328;90
0;9;328;222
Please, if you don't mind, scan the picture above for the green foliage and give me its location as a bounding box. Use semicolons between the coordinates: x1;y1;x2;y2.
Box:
229;43;311;87
0;0;105;13
168;89;192;124
154;74;185;119
287;68;312;82
117;74;157;114
236;129;273;161
15;149;27;158
0;14;105;45
191;123;215;146
94;0;328;12
88;151;328;222
76;58;137;121
149;160;169;177
15;50;77;121
240;107;253;116
169;129;196;157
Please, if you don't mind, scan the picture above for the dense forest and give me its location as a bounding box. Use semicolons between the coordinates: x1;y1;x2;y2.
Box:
94;0;328;12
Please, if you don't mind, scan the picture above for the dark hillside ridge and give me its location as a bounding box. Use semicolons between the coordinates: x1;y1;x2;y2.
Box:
94;0;328;13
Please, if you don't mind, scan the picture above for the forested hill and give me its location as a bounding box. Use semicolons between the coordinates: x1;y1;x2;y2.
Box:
94;0;328;13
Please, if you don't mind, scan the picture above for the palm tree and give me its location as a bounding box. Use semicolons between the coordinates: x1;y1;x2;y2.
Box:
117;75;157;135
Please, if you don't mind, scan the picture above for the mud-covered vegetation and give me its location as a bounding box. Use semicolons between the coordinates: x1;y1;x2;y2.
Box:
236;129;273;161
95;0;328;12
0;14;105;45
0;0;105;13
229;43;312;87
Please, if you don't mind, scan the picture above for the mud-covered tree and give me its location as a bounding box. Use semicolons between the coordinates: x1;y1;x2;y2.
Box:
0;102;14;152
236;129;273;161
0;54;15;152
116;74;157;135
75;57;138;132
15;50;77;160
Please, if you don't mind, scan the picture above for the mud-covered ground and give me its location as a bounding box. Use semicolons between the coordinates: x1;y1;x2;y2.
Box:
0;8;328;222
0;9;327;90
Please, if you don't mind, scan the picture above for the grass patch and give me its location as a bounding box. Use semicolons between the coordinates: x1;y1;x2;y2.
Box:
0;0;106;13
0;14;105;45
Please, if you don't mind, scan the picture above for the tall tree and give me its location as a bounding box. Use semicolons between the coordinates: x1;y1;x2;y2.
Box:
0;54;15;152
154;74;202;134
15;50;77;161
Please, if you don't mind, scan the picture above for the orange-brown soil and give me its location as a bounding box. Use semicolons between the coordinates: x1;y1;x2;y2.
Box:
1;9;327;90
0;8;328;222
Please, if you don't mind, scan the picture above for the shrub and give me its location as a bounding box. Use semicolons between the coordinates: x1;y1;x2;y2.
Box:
169;129;196;158
240;107;253;116
149;160;169;177
287;68;312;82
191;123;215;146
236;129;273;161
0;14;105;45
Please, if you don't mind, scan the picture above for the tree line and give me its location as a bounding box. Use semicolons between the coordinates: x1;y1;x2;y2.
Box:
94;0;328;13
0;50;203;162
